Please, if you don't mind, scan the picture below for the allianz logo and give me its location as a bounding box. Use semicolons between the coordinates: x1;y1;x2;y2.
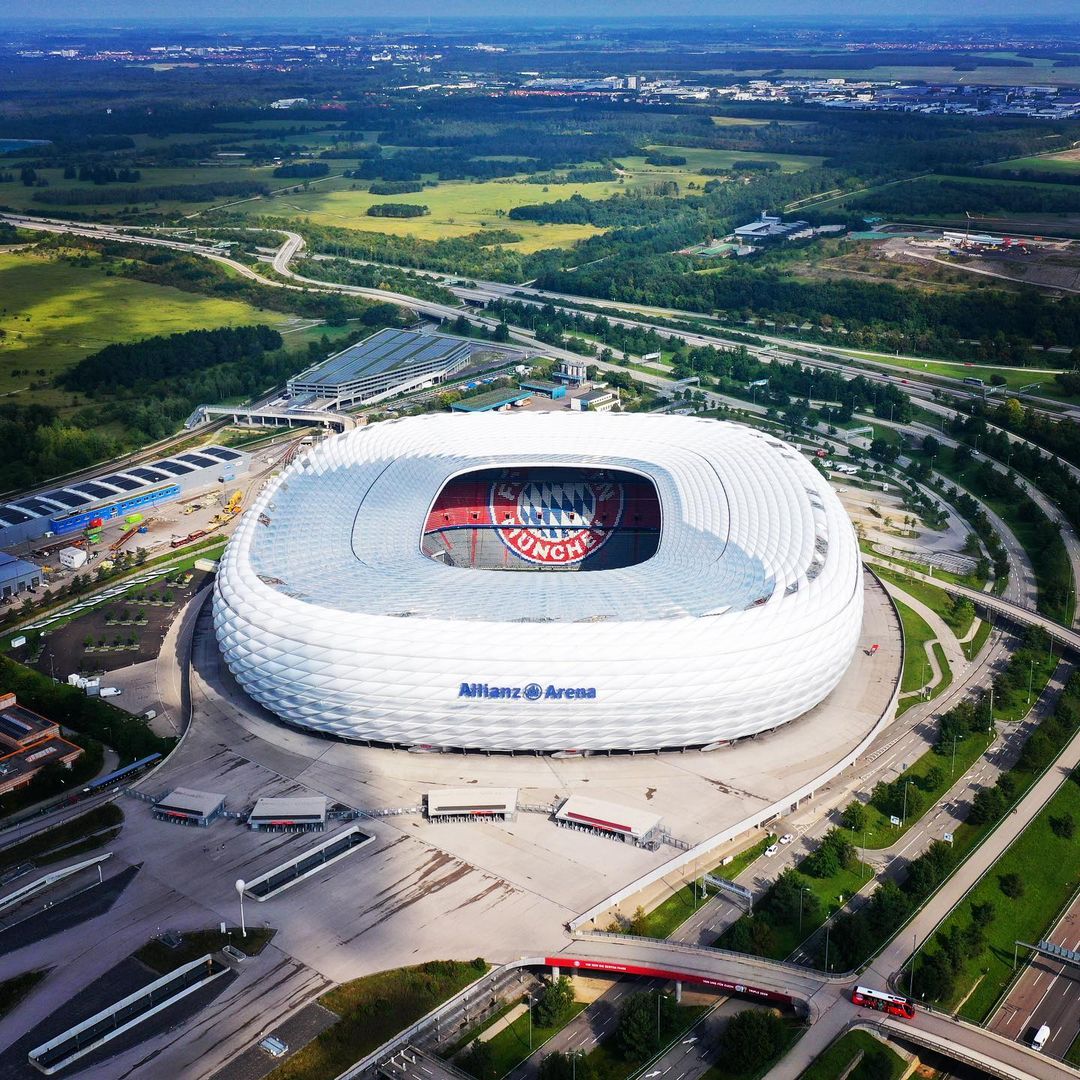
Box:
458;682;598;701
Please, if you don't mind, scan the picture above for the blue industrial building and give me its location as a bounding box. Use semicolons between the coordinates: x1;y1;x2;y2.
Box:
0;445;250;551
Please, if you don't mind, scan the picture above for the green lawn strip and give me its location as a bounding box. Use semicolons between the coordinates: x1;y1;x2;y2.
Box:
716;860;872;961
0;803;123;875
0;970;48;1020
583;1005;709;1080
854;731;995;850
963;621;992;662
931;643;952;699
920;773;1080;1021
441;998;520;1058
633;836;774;939
484;1000;589;1078
1067;1029;1080;1068
893;599;940;695
873;566;974;638
795;1028;907;1080
267;960;490;1080
989;645;1058;725
136;927;274;974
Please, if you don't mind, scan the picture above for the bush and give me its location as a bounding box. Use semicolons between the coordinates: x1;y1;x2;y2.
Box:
615;991;678;1060
841;801;867;831
999;872;1025;899
459;1041;497;1080
538;1051;592;1080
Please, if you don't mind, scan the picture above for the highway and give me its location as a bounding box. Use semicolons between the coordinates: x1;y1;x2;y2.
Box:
989;892;1080;1059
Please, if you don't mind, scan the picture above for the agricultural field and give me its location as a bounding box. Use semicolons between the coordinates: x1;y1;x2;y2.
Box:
981;149;1080;176
0;250;295;409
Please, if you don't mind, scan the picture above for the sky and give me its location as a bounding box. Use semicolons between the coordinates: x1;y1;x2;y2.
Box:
3;1;1079;22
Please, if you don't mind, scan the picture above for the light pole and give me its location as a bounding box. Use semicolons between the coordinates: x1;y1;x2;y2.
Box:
235;878;247;938
951;733;962;778
824;922;831;973
909;930;917;999
901;779;914;825
527;994;533;1050
1028;656;1035;704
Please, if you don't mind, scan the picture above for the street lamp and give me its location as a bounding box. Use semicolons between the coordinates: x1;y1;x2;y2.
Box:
235;878;247;938
901;779;914;825
527;993;533;1050
1028;656;1034;704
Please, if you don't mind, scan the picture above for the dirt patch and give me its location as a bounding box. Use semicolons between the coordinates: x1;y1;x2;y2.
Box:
17;570;211;680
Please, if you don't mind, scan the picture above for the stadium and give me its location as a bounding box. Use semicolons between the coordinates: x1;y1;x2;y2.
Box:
213;412;863;752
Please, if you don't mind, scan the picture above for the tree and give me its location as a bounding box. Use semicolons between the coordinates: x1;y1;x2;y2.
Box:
853;1050;894;1080
629;905;649;936
1051;812;1076;839
533;977;575;1028
999;872;1024;899
867;880;909;935
841;801;867;832
615;991;677;1060
539;1052;591;1080
460;1042;496;1080
719;1010;785;1073
915;950;955;1001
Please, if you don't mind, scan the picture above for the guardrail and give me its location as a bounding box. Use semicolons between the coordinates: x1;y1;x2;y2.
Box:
570;930;851;983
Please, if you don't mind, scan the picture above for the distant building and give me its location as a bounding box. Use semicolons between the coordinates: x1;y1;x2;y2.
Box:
519;378;567;399
734;212;811;242
0;554;42;603
248;796;327;832
554;359;588;386
269;98;309;109
153;787;226;827
0;693;83;797
450;389;532;413
570;388;618;412
288;329;473;410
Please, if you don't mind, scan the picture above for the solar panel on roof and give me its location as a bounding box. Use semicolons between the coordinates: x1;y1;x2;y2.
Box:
0;507;31;525
157;461;193;475
178;454;216;468
75;483;115;499
14;500;54;517
102;475;141;491
128;467;168;482
202;447;240;461
48;491;91;508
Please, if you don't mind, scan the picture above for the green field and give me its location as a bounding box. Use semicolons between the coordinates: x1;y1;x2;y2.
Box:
0;251;295;408
874;566;974;638
482;999;589;1077
919;772;1080;1020
796;1029;907;1080
981;150;1080;176
894;598;942;695
234;146;822;251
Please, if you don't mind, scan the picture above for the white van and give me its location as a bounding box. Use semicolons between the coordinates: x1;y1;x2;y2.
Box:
1032;1024;1051;1051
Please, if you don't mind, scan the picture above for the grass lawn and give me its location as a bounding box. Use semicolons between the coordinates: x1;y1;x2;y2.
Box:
893;598;941;695
874;565;974;638
267;960;489;1080
0;971;47;1020
852;730;995;850
862;542;987;592
1068;1029;1080;1068
484;999;589;1077
136;926;274;974
633;835;774;939
921;772;1080;1021
0;250;294;409
583;1004;708;1080
964;619;992;662
795;1028;907;1080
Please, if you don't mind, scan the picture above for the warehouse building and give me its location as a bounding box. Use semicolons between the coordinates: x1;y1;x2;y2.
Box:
0;446;250;551
426;788;518;822
569;388;618;412
519;378;567;400
0;553;43;601
733;212;810;243
287;329;473;410
248;796;328;832
153;787;227;827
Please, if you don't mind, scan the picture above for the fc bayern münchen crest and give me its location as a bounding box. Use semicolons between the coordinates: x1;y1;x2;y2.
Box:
489;477;624;566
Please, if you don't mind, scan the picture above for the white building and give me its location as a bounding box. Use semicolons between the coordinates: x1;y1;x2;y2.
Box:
214;413;863;752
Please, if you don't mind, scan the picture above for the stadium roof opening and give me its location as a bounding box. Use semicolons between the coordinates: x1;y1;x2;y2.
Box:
423;466;662;571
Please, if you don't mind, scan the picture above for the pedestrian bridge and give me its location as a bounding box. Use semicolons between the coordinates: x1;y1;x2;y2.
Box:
186;404;358;433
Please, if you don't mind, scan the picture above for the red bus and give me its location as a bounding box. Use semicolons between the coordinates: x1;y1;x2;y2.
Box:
851;985;916;1020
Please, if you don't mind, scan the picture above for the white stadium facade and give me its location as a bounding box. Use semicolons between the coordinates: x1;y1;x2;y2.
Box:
213;413;863;752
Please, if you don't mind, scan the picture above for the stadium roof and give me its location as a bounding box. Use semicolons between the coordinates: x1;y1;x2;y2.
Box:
291;329;471;389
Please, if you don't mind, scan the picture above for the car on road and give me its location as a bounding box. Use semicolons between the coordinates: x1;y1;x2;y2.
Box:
779;833;795;845
765;844;779;856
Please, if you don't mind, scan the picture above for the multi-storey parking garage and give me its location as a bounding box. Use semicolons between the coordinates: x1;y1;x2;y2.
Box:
213;413;863;752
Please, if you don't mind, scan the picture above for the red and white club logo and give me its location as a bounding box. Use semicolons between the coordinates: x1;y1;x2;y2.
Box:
489;478;624;565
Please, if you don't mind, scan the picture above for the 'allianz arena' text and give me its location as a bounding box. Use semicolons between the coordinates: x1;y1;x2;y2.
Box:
213;412;863;751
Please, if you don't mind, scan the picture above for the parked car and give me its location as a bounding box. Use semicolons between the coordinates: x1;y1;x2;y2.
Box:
779;833;795;845
765;844;779;857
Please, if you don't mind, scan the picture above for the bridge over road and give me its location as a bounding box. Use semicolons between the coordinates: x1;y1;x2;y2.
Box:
185;403;359;433
547;935;1080;1080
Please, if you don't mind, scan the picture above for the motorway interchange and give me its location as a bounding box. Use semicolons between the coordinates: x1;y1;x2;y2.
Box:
1;212;1080;1079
